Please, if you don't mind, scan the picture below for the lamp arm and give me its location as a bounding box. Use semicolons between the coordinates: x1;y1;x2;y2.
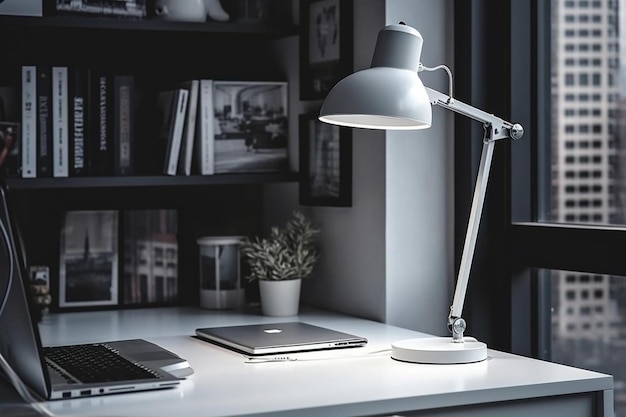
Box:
425;87;524;141
424;86;524;342
448;139;494;341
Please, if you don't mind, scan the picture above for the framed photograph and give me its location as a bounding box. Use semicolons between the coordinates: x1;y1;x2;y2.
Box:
122;209;178;306
59;210;118;308
213;80;289;173
300;0;353;100
299;112;352;207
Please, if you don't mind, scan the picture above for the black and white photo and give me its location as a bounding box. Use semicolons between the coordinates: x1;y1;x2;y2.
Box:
59;210;118;308
123;209;178;305
300;0;353;100
299;112;352;207
213;81;288;173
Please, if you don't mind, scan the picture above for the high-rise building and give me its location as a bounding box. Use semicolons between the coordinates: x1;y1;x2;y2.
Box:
551;0;621;341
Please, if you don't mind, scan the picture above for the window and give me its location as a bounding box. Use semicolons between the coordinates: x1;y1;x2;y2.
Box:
455;1;624;415
524;0;624;413
592;73;601;86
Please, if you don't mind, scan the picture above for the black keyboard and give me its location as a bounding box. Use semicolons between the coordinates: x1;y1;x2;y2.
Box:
43;344;160;383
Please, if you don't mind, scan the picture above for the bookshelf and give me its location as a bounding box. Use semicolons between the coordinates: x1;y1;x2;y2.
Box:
0;6;299;311
0;14;297;35
5;172;299;190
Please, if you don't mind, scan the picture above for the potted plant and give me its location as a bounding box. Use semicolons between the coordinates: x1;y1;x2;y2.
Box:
241;211;320;316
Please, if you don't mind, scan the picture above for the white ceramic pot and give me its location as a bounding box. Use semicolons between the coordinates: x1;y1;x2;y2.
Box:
258;279;301;317
154;0;206;22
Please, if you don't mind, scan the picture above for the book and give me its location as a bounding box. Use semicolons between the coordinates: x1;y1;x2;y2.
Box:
113;75;134;176
0;85;19;122
90;71;114;176
52;66;69;178
36;66;53;178
178;80;199;176
21;66;37;178
0;122;21;177
0;86;20;178
193;79;214;175
157;88;188;176
68;67;89;177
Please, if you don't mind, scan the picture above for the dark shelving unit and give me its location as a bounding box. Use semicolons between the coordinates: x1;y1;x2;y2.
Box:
0;7;299;311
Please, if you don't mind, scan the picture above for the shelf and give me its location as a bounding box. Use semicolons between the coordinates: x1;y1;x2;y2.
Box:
4;172;300;190
0;15;298;37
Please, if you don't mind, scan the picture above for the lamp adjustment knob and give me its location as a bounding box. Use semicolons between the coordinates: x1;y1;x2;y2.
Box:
451;318;466;336
510;123;524;140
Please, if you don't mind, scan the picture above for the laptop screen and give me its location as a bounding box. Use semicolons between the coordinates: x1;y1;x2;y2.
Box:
0;185;50;399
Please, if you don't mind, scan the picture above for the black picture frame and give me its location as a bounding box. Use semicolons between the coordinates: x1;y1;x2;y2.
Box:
299;112;352;207
122;209;178;307
213;80;289;173
58;210;119;309
300;0;353;100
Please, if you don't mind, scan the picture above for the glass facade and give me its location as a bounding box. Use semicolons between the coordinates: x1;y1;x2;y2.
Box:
550;0;624;225
548;2;626;415
549;268;626;415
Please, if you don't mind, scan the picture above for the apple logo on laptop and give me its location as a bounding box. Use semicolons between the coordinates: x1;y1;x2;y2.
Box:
264;329;283;334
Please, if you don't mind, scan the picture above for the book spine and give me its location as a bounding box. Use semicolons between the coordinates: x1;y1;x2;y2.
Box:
113;75;134;176
21;66;37;178
178;80;199;176
68;67;88;176
36;66;53;178
164;89;188;176
52;66;69;178
91;72;114;176
195;79;214;175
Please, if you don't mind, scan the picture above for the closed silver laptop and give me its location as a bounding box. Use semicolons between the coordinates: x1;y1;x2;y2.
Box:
195;322;368;355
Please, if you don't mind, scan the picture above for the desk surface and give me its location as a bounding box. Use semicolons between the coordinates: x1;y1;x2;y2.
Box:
18;307;613;416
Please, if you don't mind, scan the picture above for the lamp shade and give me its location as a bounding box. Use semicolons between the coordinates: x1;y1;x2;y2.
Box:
319;24;432;130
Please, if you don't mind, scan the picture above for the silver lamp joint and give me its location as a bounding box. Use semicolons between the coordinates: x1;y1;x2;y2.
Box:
448;314;467;343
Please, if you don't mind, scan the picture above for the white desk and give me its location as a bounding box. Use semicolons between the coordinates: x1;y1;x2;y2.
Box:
27;307;614;416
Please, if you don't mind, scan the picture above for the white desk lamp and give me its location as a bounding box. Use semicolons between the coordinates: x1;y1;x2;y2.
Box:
319;23;523;364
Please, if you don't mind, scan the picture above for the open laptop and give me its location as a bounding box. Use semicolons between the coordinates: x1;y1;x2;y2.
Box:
0;185;192;401
195;322;368;355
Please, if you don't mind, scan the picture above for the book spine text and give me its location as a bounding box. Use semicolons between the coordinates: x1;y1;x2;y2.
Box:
52;66;69;178
21;66;37;178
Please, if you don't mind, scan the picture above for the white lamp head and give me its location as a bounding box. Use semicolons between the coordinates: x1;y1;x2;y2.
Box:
319;23;432;130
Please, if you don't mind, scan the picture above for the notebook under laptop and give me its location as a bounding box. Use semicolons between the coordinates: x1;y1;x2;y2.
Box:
195;322;368;355
0;186;192;401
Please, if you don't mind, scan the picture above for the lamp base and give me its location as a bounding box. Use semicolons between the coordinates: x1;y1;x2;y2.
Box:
391;336;487;364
